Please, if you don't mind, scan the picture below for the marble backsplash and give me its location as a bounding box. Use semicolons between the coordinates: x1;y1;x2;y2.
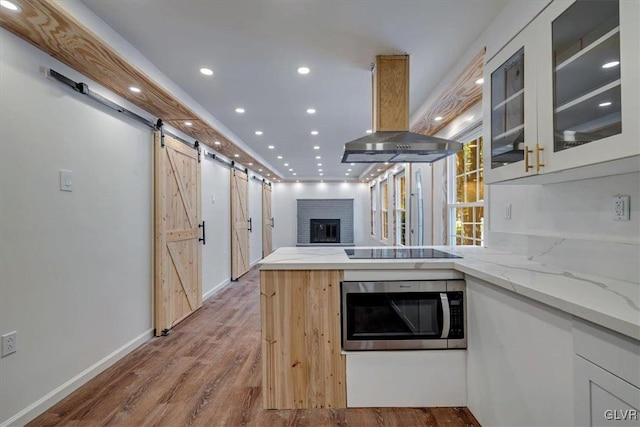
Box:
486;231;639;283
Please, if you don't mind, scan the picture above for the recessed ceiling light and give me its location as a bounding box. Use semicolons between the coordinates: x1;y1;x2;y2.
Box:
214;141;221;145
599;101;612;107
317;163;322;166
475;78;484;85
319;173;323;176
602;61;620;69
434;116;443;121
345;173;350;176
350;163;355;166
234;154;240;158
310;130;319;136
318;169;323;172
129;86;141;93
259;168;263;172
313;146;320;150
289;168;293;171
293;173;297;176
306;108;316;114
235;107;245;114
0;1;21;12
366;129;373;134
347;169;352;171
255;130;263;135
248;162;253;166
267;173;271;176
284;163;289;166
297;66;310;75
200;67;214;76
277;155;283;159
316;156;321;159
268;145;274;149
384;162;389;165
377;168;382;171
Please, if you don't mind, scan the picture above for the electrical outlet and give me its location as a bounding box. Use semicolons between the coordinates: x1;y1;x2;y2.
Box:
504;203;512;220
613;195;630;221
1;331;17;357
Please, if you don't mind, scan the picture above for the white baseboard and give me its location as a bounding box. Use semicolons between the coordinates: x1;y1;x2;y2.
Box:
1;329;154;427
202;277;231;301
250;258;261;268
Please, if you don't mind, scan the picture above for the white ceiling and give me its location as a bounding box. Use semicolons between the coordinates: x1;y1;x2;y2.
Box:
81;0;508;181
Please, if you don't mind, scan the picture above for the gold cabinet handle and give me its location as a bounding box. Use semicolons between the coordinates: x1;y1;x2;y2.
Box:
524;145;533;172
535;143;545;172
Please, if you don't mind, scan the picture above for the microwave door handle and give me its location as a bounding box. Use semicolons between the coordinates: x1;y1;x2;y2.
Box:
440;293;450;339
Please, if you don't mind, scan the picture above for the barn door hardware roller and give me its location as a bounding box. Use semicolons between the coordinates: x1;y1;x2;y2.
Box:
248;218;253;233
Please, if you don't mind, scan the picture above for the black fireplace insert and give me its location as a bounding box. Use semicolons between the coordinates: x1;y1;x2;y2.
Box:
310;219;340;243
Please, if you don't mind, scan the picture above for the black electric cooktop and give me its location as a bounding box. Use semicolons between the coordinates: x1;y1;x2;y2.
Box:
344;248;462;259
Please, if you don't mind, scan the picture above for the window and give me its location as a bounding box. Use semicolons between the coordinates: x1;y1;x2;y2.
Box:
380;179;389;240
370;184;378;236
449;136;484;246
394;171;406;245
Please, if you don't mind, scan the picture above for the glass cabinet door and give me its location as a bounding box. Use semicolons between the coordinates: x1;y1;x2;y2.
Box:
552;0;621;152
490;48;525;169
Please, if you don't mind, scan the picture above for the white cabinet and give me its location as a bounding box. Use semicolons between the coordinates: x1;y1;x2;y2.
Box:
573;320;640;427
574;356;640;427
485;0;640;184
465;276;574;426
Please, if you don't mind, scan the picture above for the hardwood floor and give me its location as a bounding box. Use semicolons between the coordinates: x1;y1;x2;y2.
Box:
30;268;480;427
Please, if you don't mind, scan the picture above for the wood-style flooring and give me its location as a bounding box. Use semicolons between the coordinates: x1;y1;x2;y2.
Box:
30;268;480;427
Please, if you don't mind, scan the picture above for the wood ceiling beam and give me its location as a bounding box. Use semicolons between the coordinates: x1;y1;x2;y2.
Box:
0;0;280;179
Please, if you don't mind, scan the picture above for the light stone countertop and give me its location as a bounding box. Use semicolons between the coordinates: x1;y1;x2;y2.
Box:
259;246;640;341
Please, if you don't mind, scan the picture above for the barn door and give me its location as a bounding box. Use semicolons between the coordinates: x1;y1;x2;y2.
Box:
154;132;202;336
231;168;250;280
262;182;273;258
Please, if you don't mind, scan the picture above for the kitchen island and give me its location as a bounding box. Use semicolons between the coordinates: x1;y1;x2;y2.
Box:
258;246;640;425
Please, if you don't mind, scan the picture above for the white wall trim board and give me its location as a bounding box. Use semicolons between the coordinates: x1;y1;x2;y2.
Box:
250;258;262;268
202;278;232;302
1;329;154;427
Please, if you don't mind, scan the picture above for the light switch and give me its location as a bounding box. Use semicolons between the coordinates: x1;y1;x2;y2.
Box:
60;170;73;192
503;203;512;220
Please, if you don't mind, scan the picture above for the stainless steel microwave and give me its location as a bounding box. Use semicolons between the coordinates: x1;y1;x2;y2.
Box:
341;280;466;350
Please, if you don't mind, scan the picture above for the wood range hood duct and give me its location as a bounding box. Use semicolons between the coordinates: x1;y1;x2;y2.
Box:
342;55;463;163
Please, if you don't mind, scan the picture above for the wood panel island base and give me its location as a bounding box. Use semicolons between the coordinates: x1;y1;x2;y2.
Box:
260;270;346;409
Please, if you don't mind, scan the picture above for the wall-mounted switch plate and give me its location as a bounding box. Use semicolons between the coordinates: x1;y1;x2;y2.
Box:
613;195;630;221
60;170;73;192
504;203;512;220
1;331;17;357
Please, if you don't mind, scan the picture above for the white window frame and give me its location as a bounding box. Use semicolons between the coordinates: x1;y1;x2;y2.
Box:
380;178;389;241
448;128;484;246
370;183;378;237
394;169;407;246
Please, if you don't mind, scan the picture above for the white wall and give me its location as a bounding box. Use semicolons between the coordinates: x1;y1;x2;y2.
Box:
201;151;231;299
0;29;153;425
272;182;370;249
248;178;263;265
486;173;640;282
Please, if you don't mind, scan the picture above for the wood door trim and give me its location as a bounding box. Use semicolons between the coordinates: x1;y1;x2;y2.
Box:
167;243;197;310
166;229;198;242
166;148;197;229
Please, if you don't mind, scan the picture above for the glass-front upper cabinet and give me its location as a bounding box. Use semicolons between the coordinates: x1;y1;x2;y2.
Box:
485;0;639;184
552;0;621;152
490;48;525;168
484;23;539;183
